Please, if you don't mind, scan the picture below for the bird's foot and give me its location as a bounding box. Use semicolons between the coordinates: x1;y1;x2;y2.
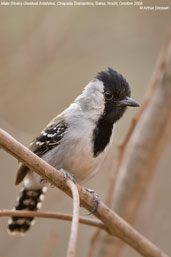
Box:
85;188;100;214
60;169;76;184
40;178;47;184
40;178;54;188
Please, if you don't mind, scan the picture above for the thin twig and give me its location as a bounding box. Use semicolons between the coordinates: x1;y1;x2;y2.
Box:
0;209;105;230
0;129;169;257
65;179;80;257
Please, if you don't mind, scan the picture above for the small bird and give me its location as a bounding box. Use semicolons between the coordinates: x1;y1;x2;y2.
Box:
8;68;139;235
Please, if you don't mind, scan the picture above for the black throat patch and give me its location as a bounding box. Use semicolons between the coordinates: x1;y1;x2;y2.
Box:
93;117;114;157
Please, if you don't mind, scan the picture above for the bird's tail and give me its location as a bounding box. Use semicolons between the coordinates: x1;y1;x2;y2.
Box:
8;186;47;235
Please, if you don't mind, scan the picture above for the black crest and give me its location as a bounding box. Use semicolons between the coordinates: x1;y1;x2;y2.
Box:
96;67;131;99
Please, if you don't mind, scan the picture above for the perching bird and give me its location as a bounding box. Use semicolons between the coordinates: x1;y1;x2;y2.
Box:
8;68;139;235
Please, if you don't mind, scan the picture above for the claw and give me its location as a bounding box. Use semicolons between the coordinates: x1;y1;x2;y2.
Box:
40;178;47;184
60;169;76;184
85;188;100;214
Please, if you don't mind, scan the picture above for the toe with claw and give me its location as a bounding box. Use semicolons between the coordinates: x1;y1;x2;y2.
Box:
60;169;76;184
40;178;47;184
85;188;100;214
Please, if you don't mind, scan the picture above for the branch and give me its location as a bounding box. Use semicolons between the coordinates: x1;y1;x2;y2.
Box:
0;129;169;257
0;210;105;230
66;179;80;257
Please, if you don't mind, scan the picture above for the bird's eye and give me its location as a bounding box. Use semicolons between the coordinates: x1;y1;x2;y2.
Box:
104;91;113;100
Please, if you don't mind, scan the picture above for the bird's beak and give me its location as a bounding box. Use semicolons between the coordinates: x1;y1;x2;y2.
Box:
116;96;140;107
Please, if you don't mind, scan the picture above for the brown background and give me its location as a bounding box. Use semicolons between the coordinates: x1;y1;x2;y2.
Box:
0;2;171;257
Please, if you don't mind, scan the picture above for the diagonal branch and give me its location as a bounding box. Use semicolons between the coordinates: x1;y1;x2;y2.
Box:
0;129;169;257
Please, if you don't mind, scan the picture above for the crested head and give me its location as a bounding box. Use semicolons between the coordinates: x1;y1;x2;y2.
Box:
92;68;139;156
75;67;139;124
95;67;136;124
73;68;139;156
96;67;131;101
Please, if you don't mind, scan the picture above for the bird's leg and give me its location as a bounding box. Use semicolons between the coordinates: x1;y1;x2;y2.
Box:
85;188;100;214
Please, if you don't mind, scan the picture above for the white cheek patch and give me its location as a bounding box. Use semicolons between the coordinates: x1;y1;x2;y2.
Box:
74;79;105;123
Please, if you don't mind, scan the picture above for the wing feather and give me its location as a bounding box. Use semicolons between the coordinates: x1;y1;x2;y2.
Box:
15;119;68;185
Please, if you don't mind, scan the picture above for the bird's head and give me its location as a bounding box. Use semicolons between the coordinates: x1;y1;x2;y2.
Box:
96;67;139;124
75;67;139;124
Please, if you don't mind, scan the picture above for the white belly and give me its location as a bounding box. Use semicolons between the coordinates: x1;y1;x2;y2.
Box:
42;122;114;183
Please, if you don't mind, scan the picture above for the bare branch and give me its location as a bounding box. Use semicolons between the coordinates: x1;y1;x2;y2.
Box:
0;129;169;257
0;209;105;229
66;179;80;257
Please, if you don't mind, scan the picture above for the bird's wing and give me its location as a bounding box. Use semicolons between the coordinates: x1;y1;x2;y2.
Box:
30;119;67;156
15;119;68;185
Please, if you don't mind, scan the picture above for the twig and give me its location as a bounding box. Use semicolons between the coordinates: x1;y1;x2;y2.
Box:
0;210;105;230
0;129;169;257
65;179;80;257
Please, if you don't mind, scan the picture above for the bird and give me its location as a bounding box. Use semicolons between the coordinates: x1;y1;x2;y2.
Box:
8;67;139;235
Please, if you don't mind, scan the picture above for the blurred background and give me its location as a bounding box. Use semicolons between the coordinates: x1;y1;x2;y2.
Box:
0;2;171;257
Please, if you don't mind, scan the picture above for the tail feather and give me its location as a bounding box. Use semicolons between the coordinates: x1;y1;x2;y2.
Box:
8;187;47;235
